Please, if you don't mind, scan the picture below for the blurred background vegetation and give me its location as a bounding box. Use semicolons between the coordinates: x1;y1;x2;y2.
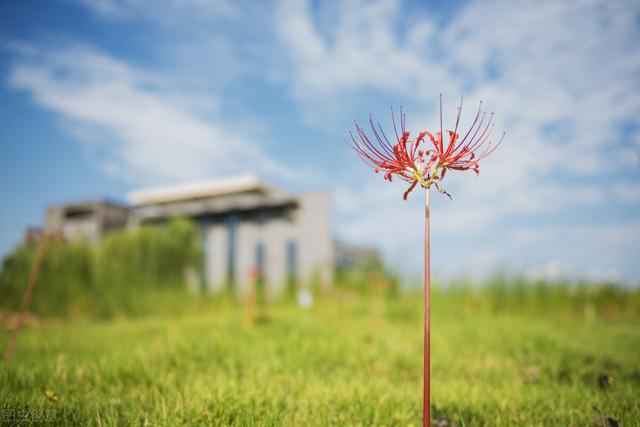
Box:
1;217;638;321
0;218;202;319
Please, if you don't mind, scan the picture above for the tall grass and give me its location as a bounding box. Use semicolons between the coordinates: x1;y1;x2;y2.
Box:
1;222;638;321
432;275;640;320
0;218;201;318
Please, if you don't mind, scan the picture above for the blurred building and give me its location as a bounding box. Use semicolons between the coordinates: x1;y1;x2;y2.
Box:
45;200;131;243
128;176;333;294
43;176;335;295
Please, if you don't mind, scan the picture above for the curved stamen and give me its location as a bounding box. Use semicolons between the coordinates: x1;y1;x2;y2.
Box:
453;96;463;137
454;101;483;152
476;131;506;160
369;117;394;157
466;123;495;155
355;123;391;162
439;94;444;153
391;106;400;142
376;121;395;156
457;111;487;153
464;113;494;152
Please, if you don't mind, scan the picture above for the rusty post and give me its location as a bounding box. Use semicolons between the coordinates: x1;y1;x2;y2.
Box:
4;233;48;362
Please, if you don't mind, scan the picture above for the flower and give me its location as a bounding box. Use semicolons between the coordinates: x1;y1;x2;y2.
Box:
348;97;504;200
348;107;431;200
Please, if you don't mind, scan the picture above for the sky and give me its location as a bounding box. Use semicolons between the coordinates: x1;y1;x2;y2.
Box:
0;0;639;285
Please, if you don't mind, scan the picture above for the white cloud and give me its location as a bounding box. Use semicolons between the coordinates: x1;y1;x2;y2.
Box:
74;0;239;21
613;182;640;203
6;42;294;185
274;0;446;101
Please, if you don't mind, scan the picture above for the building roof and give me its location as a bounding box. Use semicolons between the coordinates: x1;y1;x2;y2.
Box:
49;199;130;213
128;175;297;220
128;175;284;206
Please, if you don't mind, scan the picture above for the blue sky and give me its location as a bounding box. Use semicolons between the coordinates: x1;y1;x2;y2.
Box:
1;0;639;284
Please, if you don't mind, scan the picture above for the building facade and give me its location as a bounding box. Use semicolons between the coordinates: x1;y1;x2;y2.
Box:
44;176;334;295
45;200;131;243
129;176;334;294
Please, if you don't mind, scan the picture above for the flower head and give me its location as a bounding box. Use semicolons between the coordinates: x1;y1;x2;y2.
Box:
348;96;504;200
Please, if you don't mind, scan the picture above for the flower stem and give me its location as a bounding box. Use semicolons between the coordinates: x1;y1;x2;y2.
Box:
424;188;431;427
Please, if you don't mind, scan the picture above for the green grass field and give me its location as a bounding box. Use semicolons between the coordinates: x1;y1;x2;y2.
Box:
1;291;638;426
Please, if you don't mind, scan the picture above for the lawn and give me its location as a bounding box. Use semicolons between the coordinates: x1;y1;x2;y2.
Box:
1;292;638;426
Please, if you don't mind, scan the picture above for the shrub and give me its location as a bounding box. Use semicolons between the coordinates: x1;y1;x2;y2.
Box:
0;218;201;318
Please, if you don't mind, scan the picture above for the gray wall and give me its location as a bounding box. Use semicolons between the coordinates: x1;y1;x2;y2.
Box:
295;191;334;289
202;190;333;295
45;202;130;243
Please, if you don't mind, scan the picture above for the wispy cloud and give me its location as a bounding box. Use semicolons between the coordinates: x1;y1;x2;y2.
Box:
6;42;294;185
73;0;239;21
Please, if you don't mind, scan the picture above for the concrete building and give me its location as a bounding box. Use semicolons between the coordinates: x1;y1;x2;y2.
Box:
128;176;334;294
41;176;348;295
45;200;131;243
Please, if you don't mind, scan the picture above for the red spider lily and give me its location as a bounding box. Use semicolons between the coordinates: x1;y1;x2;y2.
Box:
349;97;504;200
347;96;504;427
348;107;431;200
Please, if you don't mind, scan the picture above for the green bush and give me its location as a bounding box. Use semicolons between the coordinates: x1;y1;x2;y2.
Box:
334;252;400;297
0;218;201;318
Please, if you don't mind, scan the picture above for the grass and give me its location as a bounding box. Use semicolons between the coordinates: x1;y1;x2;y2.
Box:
0;290;638;426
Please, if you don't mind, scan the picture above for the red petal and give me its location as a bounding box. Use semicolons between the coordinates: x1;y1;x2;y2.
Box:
403;180;418;200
